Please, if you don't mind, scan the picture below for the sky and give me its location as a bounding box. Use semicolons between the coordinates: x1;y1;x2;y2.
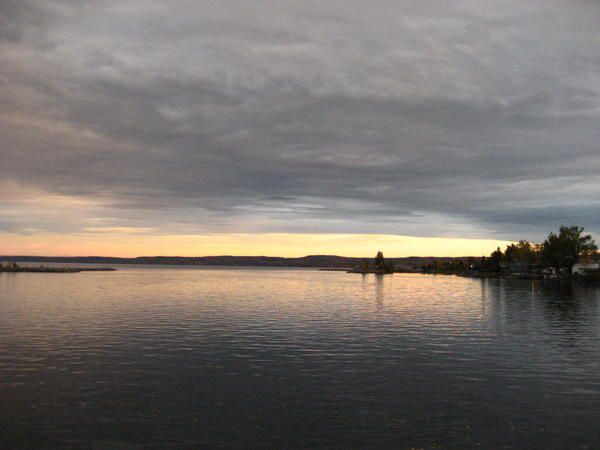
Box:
1;0;600;257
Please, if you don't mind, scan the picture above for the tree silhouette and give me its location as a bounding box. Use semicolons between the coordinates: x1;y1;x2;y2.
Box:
541;225;597;269
375;251;385;269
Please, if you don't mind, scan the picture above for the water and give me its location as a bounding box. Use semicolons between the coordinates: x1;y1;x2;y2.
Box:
1;267;600;449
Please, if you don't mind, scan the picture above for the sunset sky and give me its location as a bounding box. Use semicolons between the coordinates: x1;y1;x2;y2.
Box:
2;1;600;257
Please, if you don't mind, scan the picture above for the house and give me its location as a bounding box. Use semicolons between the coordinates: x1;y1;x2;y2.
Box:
572;262;600;275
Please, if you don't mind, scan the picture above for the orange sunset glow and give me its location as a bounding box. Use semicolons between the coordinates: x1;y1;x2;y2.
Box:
0;232;510;258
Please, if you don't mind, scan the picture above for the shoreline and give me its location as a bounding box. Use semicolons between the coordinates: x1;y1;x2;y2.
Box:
0;266;116;273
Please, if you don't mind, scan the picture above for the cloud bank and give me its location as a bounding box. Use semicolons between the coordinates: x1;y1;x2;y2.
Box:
2;0;600;241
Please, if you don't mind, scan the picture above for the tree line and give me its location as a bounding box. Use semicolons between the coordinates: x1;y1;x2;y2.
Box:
422;225;597;274
479;225;596;273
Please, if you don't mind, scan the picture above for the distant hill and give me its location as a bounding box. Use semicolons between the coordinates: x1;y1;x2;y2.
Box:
1;255;466;268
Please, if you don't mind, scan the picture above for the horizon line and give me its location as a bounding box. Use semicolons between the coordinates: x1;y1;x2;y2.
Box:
1;254;480;259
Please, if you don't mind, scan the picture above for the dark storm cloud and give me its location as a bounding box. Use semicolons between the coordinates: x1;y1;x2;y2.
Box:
2;0;600;239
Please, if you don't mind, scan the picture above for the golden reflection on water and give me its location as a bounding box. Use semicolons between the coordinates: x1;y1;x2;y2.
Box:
0;269;548;334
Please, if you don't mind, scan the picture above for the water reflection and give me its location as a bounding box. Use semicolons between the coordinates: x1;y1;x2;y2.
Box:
375;274;384;311
1;269;600;449
482;278;600;347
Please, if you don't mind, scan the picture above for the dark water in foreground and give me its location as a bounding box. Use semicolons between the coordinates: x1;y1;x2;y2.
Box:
1;267;600;449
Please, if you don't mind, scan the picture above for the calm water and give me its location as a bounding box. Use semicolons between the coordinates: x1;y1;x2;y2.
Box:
1;267;600;449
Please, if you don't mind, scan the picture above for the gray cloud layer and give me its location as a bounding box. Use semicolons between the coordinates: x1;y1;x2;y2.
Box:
2;0;600;240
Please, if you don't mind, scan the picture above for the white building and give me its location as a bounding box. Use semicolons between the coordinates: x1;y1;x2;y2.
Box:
572;262;600;275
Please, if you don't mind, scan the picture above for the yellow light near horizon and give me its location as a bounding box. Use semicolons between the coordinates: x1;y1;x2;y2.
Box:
0;232;511;258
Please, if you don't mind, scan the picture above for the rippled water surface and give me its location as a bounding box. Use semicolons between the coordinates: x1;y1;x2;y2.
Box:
2;267;600;449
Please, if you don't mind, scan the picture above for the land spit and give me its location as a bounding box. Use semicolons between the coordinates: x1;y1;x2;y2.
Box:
0;266;116;273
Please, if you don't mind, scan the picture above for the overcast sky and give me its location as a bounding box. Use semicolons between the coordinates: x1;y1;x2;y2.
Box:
2;0;600;248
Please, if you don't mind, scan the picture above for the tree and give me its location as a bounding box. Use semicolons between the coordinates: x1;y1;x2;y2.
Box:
374;251;385;269
373;251;393;273
482;247;504;272
540;225;597;269
503;240;538;265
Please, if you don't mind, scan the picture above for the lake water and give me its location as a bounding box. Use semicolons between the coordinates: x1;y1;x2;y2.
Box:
1;267;600;449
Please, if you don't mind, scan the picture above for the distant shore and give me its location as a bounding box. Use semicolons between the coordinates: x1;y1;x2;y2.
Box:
0;254;463;269
0;265;116;273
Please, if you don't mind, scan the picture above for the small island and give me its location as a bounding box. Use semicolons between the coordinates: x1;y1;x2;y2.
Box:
348;251;395;274
0;262;116;273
